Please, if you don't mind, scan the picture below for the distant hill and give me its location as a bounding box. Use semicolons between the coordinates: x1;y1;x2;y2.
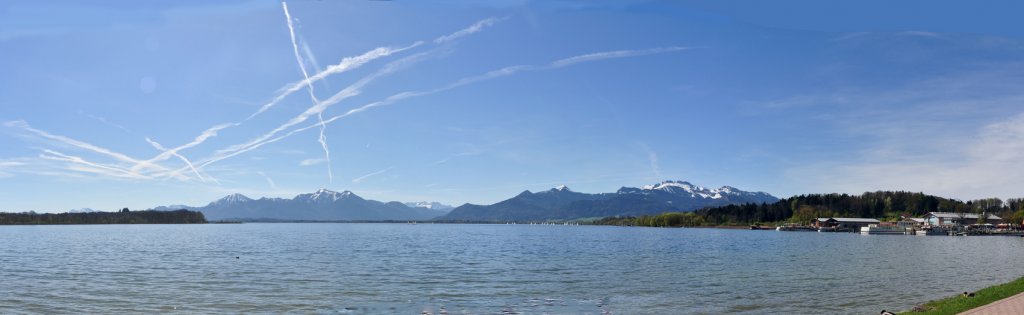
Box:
441;181;778;221
150;189;451;221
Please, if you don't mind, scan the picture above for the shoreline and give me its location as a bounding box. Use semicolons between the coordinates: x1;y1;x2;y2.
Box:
898;275;1024;314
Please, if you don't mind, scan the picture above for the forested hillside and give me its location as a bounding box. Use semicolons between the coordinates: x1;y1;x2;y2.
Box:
596;191;1024;227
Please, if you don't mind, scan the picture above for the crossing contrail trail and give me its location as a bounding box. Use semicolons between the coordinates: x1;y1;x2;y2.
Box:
199;50;433;169
153;17;502;180
282;1;333;183
181;47;688;170
39;149;153;180
132;123;235;173
145;137;209;183
4;120;185;179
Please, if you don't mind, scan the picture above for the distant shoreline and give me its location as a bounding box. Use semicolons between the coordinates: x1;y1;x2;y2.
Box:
0;210;207;225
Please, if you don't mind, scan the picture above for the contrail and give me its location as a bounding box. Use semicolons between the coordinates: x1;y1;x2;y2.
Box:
435;17;505;44
39;149;152;180
182;47;688;170
4;120;182;178
193;50;434;174
133;123;235;173
301;40;323;74
151;17;500;179
145;137;208;183
257;171;279;190
282;1;333;183
352;166;394;183
245;15;501;120
247;42;423;121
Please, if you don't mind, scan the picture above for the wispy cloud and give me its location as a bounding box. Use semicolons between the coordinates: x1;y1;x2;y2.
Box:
352;166;394;184
300;39;322;74
81;112;131;133
897;31;943;39
434;17;505;44
787;112;1024;200
433;151;481;165
0;160;26;178
550;47;688;68
776;64;1024;199
257;171;279;190
642;144;662;179
299;158;326;166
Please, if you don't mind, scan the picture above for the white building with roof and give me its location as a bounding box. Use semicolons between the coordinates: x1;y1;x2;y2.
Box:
923;212;1003;226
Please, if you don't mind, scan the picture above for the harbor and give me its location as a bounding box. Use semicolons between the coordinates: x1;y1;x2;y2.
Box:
777;212;1024;236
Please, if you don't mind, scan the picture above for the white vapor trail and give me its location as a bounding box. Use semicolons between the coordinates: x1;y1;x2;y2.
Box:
133;123;235;173
39;149;152;180
435;17;505;44
182;47;688;169
4;120;184;179
245;15;500;120
257;171;279;190
352;166;393;183
301;40;323;74
157;17;500;179
282;1;333;183
189;50;434;174
247;42;423;121
145;137;209;183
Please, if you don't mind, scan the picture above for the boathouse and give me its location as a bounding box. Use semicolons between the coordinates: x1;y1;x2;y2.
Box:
897;218;925;228
813;217;880;231
923;212;1003;226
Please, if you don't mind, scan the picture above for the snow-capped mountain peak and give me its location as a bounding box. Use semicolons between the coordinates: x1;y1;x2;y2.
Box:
296;188;355;203
541;184;572;193
210;193;252;206
631;180;770;200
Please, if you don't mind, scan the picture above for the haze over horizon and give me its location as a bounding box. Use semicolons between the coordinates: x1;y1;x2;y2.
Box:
3;0;1024;212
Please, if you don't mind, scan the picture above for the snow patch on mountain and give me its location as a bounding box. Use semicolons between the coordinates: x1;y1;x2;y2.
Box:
295;188;354;203
404;201;454;211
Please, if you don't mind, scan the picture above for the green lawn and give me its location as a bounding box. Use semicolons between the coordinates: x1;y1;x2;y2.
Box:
900;276;1024;314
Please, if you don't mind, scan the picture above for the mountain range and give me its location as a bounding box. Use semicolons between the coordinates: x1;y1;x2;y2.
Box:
150;189;451;221
149;180;776;222
440;180;778;221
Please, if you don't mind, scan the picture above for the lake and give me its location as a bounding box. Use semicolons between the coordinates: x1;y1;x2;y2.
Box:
2;223;1023;314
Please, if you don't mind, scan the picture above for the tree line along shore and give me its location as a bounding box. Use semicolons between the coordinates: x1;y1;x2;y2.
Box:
0;209;206;225
591;191;1024;228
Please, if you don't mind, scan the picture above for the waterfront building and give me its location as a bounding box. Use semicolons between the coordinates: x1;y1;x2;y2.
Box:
923;212;1003;226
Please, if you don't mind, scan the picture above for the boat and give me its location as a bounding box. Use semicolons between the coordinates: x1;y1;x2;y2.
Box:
860;224;907;235
776;225;817;232
918;225;952;236
817;227;854;232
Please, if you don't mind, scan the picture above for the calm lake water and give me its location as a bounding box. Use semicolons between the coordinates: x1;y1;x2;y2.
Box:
2;223;1023;314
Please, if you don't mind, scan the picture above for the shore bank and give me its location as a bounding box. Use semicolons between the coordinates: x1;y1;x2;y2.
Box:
899;275;1024;314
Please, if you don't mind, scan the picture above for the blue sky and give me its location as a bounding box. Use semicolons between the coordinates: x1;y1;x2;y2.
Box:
3;0;1024;212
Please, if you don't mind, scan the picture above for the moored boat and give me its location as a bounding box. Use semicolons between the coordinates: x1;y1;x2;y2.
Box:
860;224;907;235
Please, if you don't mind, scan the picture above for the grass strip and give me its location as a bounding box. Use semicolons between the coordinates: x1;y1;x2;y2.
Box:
900;276;1024;314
